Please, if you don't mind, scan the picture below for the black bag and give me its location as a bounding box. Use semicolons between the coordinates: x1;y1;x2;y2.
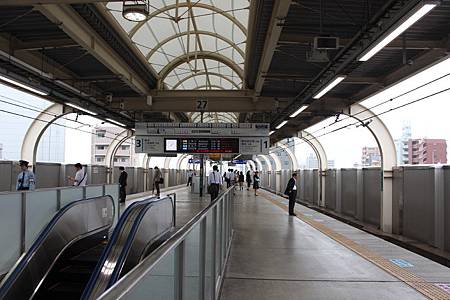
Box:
159;178;164;184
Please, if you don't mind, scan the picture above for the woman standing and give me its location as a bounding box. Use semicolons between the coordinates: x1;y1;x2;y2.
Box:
245;170;252;191
253;171;260;196
153;166;162;198
238;171;245;191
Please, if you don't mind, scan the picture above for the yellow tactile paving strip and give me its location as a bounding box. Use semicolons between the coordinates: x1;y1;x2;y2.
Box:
260;192;450;300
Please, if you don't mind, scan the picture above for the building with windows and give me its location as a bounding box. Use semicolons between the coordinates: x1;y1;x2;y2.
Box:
91;126;135;167
361;146;381;166
395;123;411;165
408;138;447;165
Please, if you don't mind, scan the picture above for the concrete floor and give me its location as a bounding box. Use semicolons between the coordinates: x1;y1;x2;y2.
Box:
220;189;433;300
122;185;211;229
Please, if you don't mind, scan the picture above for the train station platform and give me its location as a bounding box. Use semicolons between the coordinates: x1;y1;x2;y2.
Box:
220;189;450;300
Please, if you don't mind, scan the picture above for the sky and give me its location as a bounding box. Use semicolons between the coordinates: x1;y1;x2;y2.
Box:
0;57;449;167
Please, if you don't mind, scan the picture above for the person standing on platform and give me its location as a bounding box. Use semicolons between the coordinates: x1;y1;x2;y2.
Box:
153;166;162;198
187;169;193;186
284;173;298;216
16;160;35;191
238;171;244;191
68;163;87;186
253;171;260;196
245;170;252;191
208;165;222;201
118;166;128;203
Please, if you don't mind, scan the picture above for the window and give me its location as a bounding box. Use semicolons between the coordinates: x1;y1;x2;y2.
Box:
121;145;130;151
121;157;128;163
95;156;105;163
114;158;118;162
96;130;106;138
96;145;106;150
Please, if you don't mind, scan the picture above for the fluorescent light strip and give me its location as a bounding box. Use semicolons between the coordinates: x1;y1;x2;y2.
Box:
290;105;309;118
106;118;126;127
359;3;437;61
313;76;346;99
275;120;288;130
0;74;48;96
66;102;98;115
269;131;275;135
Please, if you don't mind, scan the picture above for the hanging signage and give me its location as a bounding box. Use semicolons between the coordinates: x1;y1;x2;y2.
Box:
135;123;270;155
135;123;270;137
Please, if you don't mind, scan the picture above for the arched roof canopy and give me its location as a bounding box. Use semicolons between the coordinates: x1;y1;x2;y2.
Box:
159;52;244;88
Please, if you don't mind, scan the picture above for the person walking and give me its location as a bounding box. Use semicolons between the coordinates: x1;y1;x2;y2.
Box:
207;165;222;201
245;170;252;191
284;173;298;216
118;166;128;203
238;171;244;191
153;166;162;198
68;163;87;186
253;171;260;196
16;160;35;191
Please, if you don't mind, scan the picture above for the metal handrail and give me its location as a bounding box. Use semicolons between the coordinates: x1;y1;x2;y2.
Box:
98;186;234;299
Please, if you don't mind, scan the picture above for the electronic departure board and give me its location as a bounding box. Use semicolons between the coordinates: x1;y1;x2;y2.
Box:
164;138;240;154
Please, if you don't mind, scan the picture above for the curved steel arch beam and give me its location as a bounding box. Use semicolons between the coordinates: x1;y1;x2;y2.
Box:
194;85;225;90
146;30;245;61
276;142;298;170
297;132;328;171
253;157;263;172
159;52;243;87
105;129;134;183
247;160;256;171
21;103;69;166
296;132;328;207
190;112;238;123
268;153;282;171
177;154;189;170
129;3;247;38
347;103;397;233
256;154;272;172
173;72;240;89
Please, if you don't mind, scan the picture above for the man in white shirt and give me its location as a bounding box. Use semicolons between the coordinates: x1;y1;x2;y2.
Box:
208;165;222;201
284;173;298;216
68;163;87;187
187;169;194;186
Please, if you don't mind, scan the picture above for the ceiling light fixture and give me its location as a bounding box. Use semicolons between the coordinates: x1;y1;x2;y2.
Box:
275;121;288;130
313;75;346;99
66;102;98;115
122;1;149;22
0;74;48;96
269;131;275;135
358;1;439;61
290;105;309;118
106;118;126;127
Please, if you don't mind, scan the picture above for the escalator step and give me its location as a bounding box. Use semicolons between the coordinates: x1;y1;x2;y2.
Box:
56;264;95;283
38;282;86;300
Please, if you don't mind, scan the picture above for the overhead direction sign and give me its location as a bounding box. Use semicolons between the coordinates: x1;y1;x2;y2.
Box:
135;123;270;155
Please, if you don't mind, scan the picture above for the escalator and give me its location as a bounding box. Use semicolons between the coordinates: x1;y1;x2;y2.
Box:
0;194;175;300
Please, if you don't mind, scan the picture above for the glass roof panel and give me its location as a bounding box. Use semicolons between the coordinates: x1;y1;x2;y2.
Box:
106;0;248;90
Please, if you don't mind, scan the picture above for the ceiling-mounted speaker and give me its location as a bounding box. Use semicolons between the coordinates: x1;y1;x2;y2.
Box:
314;36;339;50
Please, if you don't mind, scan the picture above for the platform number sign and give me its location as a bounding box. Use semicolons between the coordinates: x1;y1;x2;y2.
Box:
261;137;269;153
135;137;144;152
195;98;208;111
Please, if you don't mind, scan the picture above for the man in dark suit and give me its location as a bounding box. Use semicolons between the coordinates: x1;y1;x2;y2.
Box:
284;173;298;216
118;166;128;203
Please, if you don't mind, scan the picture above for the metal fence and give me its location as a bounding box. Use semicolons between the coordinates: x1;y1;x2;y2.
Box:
98;186;235;300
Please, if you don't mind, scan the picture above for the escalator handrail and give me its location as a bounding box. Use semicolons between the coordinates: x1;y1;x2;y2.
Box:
107;195;174;286
0;195;115;297
81;195;173;299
